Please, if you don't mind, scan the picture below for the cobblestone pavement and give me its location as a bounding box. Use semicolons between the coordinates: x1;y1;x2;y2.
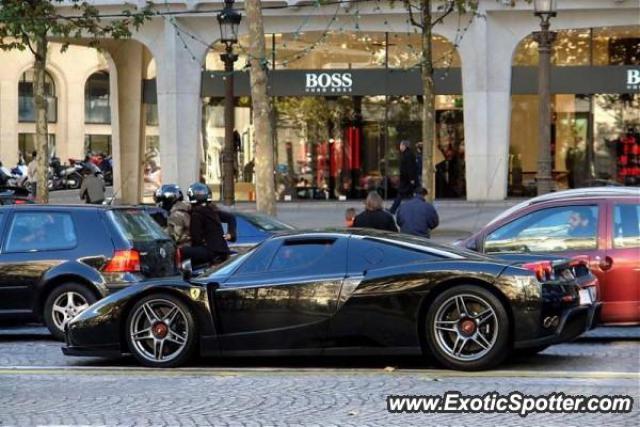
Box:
0;325;638;426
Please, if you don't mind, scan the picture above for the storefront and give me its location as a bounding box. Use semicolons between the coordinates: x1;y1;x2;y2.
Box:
509;26;640;196
198;26;638;201
201;31;465;200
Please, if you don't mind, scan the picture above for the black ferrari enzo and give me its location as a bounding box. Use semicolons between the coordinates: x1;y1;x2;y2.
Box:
63;229;601;371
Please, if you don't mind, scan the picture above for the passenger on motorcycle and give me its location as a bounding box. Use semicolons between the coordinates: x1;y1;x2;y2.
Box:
180;183;236;267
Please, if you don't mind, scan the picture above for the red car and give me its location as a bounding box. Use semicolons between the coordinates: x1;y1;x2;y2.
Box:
458;187;639;325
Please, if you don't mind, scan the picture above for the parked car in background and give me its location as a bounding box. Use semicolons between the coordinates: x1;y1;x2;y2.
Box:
457;187;639;325
0;204;177;339
224;211;295;253
0;187;32;205
64;229;599;371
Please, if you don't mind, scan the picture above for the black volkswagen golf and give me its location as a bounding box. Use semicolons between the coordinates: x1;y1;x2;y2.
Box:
0;204;176;339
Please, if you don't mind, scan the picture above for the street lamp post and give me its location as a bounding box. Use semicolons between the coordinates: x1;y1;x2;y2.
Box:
533;0;557;195
217;0;241;206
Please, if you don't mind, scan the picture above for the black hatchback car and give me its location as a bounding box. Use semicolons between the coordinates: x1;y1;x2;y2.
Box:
0;204;176;339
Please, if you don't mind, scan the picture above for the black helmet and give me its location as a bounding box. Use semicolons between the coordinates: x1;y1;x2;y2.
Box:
154;184;184;209
187;182;210;204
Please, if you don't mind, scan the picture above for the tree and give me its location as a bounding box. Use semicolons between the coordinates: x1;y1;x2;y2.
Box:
0;0;152;203
402;0;529;200
245;0;276;215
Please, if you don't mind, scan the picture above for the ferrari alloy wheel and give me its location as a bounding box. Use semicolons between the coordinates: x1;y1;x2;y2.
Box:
126;294;196;368
425;285;509;370
44;283;97;341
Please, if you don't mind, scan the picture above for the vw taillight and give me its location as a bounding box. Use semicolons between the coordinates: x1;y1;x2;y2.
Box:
103;250;141;273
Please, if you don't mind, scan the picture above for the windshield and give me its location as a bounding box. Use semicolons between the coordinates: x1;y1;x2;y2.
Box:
241;212;294;232
108;209;169;242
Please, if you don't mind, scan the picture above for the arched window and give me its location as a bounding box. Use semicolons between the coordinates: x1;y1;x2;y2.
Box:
85;71;110;124
18;69;57;122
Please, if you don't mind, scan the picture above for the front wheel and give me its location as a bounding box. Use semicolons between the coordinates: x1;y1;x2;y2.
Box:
424;285;510;371
67;172;82;190
125;294;197;368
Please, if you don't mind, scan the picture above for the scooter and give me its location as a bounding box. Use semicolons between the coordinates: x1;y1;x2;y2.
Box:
48;157;83;191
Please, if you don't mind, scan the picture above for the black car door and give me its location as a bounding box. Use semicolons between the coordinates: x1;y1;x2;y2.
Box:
0;209;80;315
215;236;348;353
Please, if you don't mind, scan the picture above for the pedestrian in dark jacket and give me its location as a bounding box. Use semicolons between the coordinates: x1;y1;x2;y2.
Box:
353;191;398;232
390;140;418;214
396;187;439;238
181;183;237;266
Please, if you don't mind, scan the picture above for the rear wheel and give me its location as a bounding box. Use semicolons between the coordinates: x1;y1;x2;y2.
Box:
424;285;510;371
44;283;96;340
126;294;196;368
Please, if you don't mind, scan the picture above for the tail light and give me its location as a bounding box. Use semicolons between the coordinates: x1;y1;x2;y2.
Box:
103;250;141;273
522;260;553;282
14;199;27;204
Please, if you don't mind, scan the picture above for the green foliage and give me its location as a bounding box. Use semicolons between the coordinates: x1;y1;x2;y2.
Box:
0;0;154;56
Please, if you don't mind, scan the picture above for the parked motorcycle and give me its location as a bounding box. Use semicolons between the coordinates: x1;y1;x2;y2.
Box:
48;157;82;191
0;163;28;188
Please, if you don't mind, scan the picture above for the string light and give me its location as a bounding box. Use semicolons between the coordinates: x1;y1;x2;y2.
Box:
154;1;479;79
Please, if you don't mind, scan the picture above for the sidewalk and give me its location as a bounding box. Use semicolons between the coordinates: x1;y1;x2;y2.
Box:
234;199;522;236
50;189;521;239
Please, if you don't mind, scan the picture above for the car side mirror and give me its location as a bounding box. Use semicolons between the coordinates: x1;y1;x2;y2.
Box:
181;259;193;282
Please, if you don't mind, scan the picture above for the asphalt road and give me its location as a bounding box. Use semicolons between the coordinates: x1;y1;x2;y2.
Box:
0;325;638;426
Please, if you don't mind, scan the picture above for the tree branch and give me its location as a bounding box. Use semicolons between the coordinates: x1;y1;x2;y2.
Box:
404;0;424;30
431;0;456;27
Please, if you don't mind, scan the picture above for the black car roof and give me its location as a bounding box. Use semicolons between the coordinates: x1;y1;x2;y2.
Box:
0;204;145;211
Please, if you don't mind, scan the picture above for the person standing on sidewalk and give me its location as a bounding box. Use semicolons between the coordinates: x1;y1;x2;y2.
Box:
396;187;439;238
353;191;398;232
390;140;418;214
79;169;106;204
27;151;38;197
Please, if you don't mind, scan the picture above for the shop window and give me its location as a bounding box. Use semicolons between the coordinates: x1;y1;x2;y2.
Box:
387;33;461;68
513;26;640;67
18;133;56;161
18;69;57;123
85;71;110;124
84;135;112;156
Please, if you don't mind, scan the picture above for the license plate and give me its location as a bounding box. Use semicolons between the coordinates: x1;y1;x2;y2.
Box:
579;288;592;305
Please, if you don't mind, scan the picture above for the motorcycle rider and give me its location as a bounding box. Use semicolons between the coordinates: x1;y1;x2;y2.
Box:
154;184;191;246
181;182;237;267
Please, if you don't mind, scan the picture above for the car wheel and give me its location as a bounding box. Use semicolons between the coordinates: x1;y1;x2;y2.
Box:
126;294;196;368
44;283;97;341
425;285;510;371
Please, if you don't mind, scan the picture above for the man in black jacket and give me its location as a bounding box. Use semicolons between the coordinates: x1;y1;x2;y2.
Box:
353;192;398;232
390;140;418;214
181;183;237;266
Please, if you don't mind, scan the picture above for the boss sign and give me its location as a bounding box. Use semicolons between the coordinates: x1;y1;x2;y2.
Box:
305;73;353;93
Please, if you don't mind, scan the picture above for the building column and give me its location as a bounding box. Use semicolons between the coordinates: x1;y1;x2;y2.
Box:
154;18;207;191
0;79;19;166
459;14;518;201
108;41;146;204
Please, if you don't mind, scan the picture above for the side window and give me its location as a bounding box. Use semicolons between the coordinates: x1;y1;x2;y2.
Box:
613;204;640;248
485;205;599;253
268;239;337;273
5;212;77;253
348;238;440;273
